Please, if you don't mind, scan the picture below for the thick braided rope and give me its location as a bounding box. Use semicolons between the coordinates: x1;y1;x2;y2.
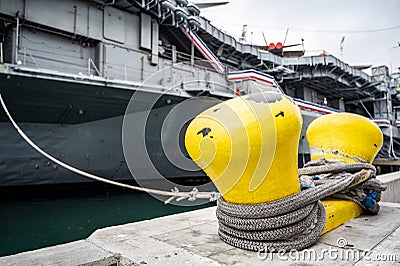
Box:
298;160;376;176
300;159;385;214
218;201;326;252
216;167;373;252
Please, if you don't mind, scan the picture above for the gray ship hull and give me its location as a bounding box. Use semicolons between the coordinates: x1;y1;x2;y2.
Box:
0;71;320;187
0;72;209;186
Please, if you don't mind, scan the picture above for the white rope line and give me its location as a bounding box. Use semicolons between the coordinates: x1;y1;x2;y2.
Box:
0;94;219;203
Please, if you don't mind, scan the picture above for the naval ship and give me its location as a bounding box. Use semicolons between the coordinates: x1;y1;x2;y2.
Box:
0;0;399;187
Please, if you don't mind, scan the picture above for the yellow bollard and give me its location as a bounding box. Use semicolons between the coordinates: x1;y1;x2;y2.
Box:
307;113;383;164
306;113;383;233
185;92;302;204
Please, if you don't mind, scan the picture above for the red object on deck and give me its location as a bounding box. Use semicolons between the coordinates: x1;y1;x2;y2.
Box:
268;43;276;50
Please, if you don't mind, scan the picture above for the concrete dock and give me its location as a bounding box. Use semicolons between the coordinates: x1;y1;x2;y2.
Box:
1;201;399;266
1;173;399;265
378;171;400;203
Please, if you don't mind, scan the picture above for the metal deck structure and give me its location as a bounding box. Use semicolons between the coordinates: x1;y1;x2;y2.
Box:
195;16;396;122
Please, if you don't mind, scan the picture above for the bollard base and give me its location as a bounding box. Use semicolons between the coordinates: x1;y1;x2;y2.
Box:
322;199;363;234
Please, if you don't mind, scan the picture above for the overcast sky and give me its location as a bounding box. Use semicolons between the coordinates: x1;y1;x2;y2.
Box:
200;0;400;74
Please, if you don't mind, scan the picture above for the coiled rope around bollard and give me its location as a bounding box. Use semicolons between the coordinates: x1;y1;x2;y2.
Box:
216;160;386;252
299;159;386;214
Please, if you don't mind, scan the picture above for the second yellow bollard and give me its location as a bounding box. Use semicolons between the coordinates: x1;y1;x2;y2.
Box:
306;113;383;233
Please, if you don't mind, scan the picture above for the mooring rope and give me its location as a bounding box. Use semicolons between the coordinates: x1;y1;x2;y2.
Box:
299;158;386;214
217;160;386;252
0;94;220;204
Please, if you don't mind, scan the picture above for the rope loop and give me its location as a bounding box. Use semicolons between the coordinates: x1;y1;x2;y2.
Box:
216;159;386;252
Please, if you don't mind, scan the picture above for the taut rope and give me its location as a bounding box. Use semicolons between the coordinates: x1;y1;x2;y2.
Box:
0;94;220;204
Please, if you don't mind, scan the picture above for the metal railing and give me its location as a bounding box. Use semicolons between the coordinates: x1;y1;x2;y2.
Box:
0;42;3;64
